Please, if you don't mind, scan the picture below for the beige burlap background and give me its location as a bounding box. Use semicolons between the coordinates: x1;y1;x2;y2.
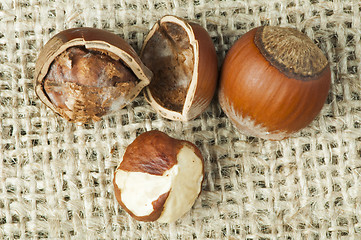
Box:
0;0;360;239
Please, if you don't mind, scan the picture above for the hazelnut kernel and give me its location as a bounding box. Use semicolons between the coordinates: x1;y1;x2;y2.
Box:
113;130;204;223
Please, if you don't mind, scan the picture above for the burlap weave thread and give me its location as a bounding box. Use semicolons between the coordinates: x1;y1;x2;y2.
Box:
0;0;360;239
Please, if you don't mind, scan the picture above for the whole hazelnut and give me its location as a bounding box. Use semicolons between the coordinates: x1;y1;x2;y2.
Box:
35;27;152;123
140;15;218;121
219;26;331;140
113;130;204;223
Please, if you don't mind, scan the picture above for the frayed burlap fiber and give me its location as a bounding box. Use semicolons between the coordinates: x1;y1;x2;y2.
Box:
0;0;360;239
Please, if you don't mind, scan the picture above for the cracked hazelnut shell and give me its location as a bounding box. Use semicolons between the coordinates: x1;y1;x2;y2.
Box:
140;15;218;121
35;27;152;123
219;26;331;140
113;130;204;223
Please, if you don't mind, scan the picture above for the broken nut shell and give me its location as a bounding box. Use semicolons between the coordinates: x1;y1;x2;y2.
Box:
141;15;218;121
35;27;152;123
113;130;204;223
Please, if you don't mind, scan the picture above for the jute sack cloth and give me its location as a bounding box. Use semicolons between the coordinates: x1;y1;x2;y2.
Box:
0;0;360;239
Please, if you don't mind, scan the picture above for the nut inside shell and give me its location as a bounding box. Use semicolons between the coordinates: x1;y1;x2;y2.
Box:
35;27;152;123
141;15;218;121
218;26;331;140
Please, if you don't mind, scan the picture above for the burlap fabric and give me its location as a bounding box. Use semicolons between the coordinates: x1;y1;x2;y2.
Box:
0;0;360;239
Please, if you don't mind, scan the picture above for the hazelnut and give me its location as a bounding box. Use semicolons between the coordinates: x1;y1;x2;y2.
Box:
219;26;331;140
113;130;204;222
35;27;152;123
140;15;218;121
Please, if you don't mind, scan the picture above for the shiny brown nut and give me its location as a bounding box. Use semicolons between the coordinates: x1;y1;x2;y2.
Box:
140;15;218;121
113;130;204;222
219;26;331;140
35;27;152;123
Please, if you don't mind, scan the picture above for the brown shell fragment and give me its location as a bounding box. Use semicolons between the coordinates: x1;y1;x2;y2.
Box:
141;15;218;121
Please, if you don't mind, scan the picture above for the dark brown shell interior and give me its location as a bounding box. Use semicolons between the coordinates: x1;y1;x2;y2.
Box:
141;21;194;113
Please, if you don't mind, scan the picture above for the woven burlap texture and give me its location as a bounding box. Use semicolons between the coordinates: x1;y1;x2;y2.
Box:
1;0;360;239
